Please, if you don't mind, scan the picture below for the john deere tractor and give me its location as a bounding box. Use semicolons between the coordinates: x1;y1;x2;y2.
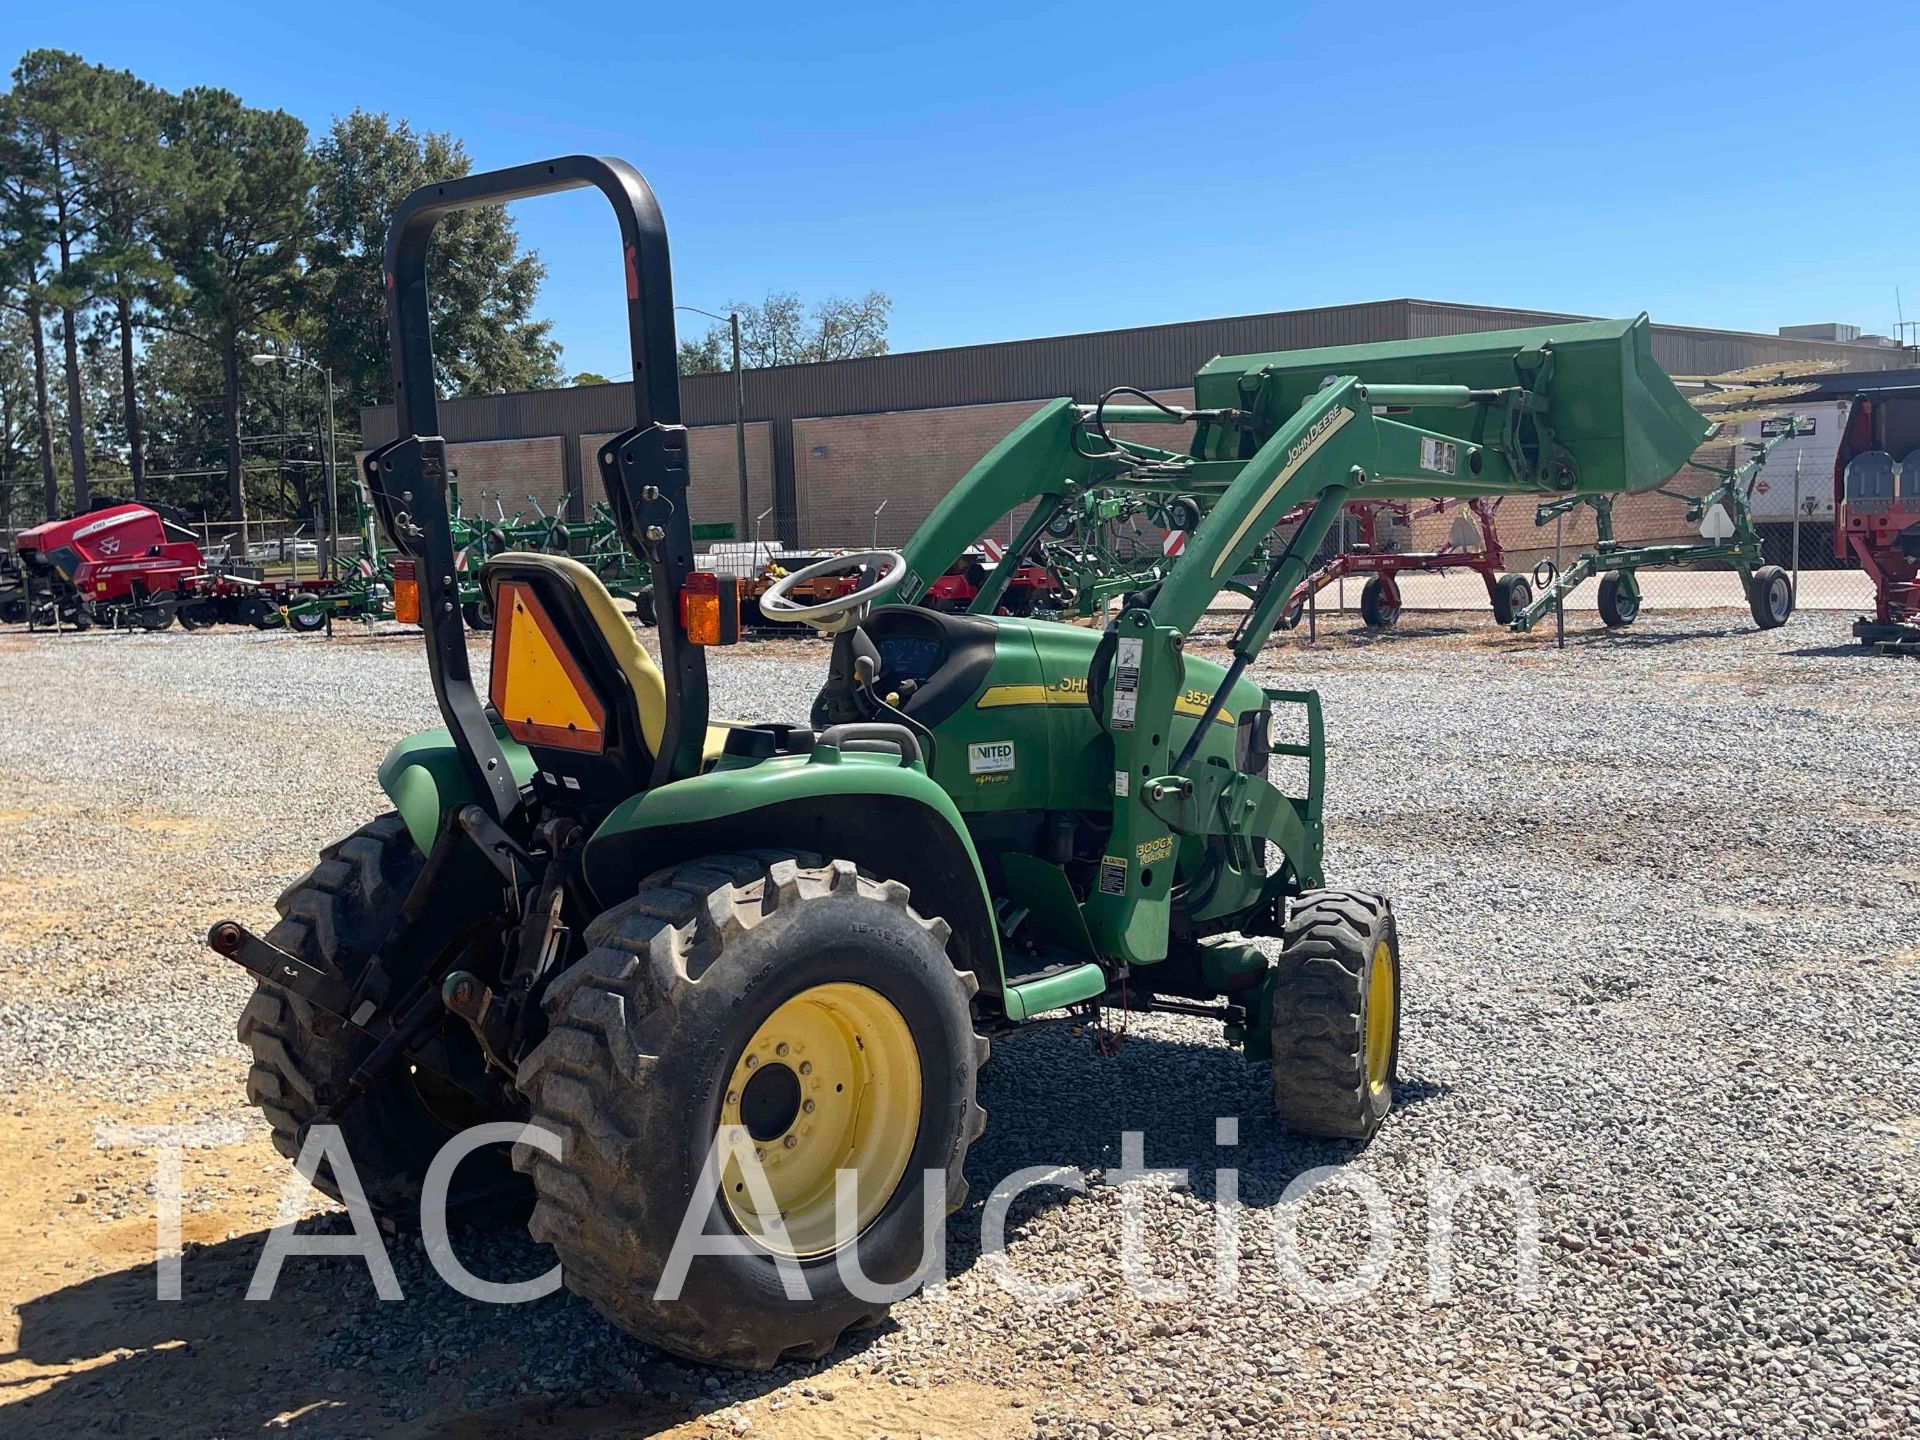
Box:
214;157;1708;1368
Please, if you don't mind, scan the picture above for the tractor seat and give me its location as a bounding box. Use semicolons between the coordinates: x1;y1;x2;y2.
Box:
481;552;731;786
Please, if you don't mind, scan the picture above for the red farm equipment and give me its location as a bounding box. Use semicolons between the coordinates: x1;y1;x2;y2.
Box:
2;501;336;633
920;543;1067;616
1834;380;1920;653
1276;496;1523;630
5;502;204;630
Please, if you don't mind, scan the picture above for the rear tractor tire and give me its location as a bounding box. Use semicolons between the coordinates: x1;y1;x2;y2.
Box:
1359;576;1401;630
237;815;528;1223
514;852;988;1369
1269;889;1400;1142
1597;572;1640;628
1747;564;1794;630
1490;573;1532;626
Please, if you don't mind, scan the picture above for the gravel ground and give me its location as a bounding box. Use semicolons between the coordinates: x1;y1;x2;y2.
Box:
1;611;1916;1439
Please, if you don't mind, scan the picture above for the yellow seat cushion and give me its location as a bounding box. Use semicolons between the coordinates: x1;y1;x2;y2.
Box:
484;552;730;763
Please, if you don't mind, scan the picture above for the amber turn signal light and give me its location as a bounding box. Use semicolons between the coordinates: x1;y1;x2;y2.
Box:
679;571;740;645
392;559;420;625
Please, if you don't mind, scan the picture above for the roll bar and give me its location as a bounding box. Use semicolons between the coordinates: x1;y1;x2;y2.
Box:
361;156;709;820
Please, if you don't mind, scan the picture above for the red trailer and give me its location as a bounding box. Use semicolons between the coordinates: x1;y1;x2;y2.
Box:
1276;497;1524;630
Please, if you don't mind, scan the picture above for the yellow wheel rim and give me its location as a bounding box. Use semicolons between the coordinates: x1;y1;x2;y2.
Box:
718;982;922;1259
1364;940;1396;1094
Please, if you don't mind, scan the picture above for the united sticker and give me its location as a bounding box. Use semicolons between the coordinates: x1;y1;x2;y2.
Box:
967;741;1016;775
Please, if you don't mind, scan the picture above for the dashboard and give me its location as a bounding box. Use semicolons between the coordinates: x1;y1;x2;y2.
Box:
877;631;945;684
812;606;1001;730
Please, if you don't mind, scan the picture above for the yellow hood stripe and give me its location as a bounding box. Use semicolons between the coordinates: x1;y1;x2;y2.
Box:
976;683;1234;725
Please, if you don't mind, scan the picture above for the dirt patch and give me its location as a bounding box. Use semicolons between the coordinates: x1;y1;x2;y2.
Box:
0;1080;1032;1438
428;1374;1028;1439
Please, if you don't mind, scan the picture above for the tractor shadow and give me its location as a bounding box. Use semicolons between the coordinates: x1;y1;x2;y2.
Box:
2;1211;836;1438
3;1029;1448;1437
1784;640;1878;659
960;1021;1451;1231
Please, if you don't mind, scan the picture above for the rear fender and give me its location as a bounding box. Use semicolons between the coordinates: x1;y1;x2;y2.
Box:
584;752;1005;999
378;725;539;854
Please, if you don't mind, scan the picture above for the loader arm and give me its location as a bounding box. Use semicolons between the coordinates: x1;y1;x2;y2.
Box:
881;314;1708;965
891;399;1136;609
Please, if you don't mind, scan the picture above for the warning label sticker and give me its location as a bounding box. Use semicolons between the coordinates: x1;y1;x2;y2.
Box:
1419;436;1459;476
1111;636;1142;730
1097;856;1128;896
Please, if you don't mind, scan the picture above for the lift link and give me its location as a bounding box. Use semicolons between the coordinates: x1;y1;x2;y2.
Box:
209;920;363;1026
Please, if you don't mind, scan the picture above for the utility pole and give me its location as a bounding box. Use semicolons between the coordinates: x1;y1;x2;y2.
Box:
250;352;340;579
731;313;749;543
677;306;753;543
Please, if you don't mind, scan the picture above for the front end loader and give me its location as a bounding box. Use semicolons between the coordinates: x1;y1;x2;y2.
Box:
213;155;1708;1369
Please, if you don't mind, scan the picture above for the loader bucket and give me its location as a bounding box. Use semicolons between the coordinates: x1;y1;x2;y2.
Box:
1194;314;1710;494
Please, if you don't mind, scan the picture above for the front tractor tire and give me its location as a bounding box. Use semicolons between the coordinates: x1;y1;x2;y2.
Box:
1269;890;1400;1142
237;815;527;1223
514;852;988;1370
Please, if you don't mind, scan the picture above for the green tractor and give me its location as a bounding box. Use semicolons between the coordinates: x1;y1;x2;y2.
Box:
212;157;1708;1368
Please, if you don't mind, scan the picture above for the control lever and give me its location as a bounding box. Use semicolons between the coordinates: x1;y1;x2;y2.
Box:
852;651;936;765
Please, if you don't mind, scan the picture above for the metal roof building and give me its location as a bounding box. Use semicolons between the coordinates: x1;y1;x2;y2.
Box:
361;298;1903;547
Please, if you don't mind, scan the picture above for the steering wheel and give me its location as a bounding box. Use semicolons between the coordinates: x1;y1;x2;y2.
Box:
758;550;908;635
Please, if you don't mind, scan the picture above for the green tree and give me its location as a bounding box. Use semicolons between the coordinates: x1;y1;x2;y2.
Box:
148;86;315;536
5;50;96;505
309;110;561;411
135;329;314;524
0;309;36;529
0;104;58;519
679;290;892;374
677;330;728;377
570;370;613;386
66;61;169;501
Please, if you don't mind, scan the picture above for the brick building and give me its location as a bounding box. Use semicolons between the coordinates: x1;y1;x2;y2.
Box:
359;299;1899;554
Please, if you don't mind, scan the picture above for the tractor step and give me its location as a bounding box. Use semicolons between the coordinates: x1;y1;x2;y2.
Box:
1002;960;1108;1022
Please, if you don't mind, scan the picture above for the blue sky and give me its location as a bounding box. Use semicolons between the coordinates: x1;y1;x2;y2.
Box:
10;0;1917;380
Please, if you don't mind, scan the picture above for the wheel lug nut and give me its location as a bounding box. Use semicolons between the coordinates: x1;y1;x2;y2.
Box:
726;1091;739;1106
783;1135;798;1148
744;1054;759;1070
802;1099;816;1113
775;1042;790;1057
798;1061;812;1076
